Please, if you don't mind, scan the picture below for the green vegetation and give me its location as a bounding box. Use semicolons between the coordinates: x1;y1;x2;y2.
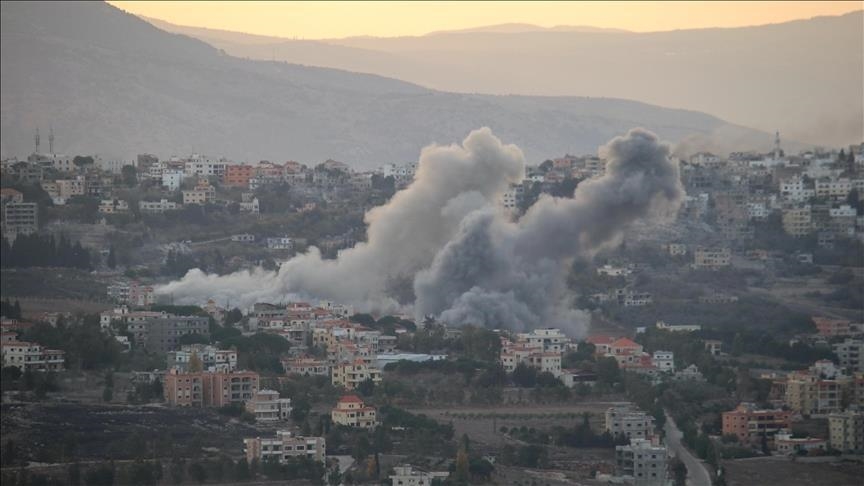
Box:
1;234;92;269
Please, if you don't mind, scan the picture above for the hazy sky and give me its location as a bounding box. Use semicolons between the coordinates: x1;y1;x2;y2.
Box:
108;1;861;39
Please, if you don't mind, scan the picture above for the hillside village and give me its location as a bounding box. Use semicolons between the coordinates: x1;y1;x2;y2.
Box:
1;131;862;485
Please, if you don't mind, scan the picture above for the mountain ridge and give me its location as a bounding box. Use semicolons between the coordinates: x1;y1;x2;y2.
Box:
2;1;783;168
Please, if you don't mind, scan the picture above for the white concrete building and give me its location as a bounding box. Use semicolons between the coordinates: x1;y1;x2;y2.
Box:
614;438;668;486
605;405;655;440
651;351;675;373
245;389;292;421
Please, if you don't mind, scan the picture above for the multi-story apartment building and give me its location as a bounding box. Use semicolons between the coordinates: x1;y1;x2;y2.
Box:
106;281;155;307
693;247;732;269
828;410;864;453
782;205;813;237
651;351;675;373
125;315;210;353
834;339;864;372
331;359;382;390
722;403;793;445
515;328;573;353
245;389;292;421
163;369;259;407
167;344;238;372
785;363;851;416
3;202;38;239
243;431;326;464
223;164;254;188
605;405;655;440
614;438;668;486
331;395;378;429
1;340;65;371
282;357;330;376
812;317;854;337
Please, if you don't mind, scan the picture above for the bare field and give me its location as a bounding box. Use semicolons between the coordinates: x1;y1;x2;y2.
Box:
723;456;863;486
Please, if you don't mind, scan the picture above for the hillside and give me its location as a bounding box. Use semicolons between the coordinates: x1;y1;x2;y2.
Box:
2;1;775;168
149;11;864;148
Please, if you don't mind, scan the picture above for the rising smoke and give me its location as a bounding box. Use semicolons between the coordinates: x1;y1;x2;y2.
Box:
157;127;684;336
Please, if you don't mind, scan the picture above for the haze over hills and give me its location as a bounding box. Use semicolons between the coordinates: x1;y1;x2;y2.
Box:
146;11;864;148
3;1;779;167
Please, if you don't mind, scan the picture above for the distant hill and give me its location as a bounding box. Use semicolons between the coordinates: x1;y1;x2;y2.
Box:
2;1;777;168
148;11;864;148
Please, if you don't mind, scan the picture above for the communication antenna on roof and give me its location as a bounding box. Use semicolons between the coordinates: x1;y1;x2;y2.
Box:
34;127;40;153
48;125;55;154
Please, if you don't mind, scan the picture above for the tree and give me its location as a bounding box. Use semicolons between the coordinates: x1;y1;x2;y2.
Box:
357;377;376;397
511;362;537;388
68;462;82;486
234;458;251;481
188;462;207;484
328;465;342;486
121;165;138;187
107;246;117;269
453;446;470;483
188;352;204;372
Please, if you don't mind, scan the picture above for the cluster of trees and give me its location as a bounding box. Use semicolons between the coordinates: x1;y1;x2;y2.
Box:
20;317;125;370
0;299;22;319
1;234;91;269
502;415;629;449
499;444;549;469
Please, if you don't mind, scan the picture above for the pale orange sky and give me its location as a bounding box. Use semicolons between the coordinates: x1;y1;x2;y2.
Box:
108;1;862;39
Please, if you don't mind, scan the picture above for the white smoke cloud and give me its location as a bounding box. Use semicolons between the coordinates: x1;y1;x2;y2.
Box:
157;127;684;338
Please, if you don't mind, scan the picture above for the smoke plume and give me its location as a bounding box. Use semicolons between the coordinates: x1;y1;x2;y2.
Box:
157;127;684;336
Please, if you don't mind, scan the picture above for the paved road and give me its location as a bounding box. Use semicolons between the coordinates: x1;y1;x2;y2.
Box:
664;413;712;486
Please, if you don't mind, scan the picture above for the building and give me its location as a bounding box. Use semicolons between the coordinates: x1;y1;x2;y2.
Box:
245;389;292;421
243;431;326;464
3;202;38;238
331;359;382;390
224;164;254;188
605;405;655;440
106;281;155;307
693;247;731;269
785;365;850;416
331;395;378;429
282;357;330;376
98;199;129;214
266;237;294;250
782;205;813;237
388;465;449;486
163;369;259;407
812;317;853;337
655;321;701;333
231;233;255;243
651;351;675;373
722;403;794;446
167;344;237;372
126;315;210;353
162;169;185;191
703;340;723;356
1;340;65;371
515;328;573;353
773;430;827;455
614;438;668;486
182;181;215;205
828;410;864;453
834;339;864;372
139;199;179;214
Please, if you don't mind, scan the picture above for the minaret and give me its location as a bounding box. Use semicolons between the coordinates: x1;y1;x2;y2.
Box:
48;125;55;154
773;131;781;159
34;127;40;153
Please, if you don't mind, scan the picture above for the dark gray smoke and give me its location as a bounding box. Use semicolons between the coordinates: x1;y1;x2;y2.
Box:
413;128;684;334
158;127;683;337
